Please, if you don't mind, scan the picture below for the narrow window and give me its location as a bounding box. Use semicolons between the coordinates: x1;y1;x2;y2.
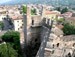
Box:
73;43;75;47
32;19;34;25
47;19;50;25
35;39;38;42
20;26;22;28
53;44;54;48
17;21;19;22
18;28;19;30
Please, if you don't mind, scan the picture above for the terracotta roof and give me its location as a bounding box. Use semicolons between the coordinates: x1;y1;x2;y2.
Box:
45;10;60;15
64;12;72;14
57;14;63;17
56;24;64;29
11;15;23;20
62;12;72;17
51;27;64;36
61;35;75;42
65;17;75;21
72;13;75;17
31;15;41;20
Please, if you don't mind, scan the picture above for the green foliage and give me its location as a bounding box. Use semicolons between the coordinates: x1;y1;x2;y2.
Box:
57;18;65;23
61;7;68;14
55;7;61;12
55;7;68;14
1;31;22;57
0;43;8;57
22;5;27;14
2;31;20;42
0;21;4;30
6;43;18;57
31;9;36;15
0;43;18;57
72;8;75;10
62;23;75;35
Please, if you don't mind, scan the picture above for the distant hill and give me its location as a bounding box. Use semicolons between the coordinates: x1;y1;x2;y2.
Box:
0;0;75;6
25;0;75;6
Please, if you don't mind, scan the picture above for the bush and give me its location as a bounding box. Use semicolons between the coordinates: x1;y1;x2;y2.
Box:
22;5;27;14
31;9;36;15
61;7;68;14
0;43;18;57
57;18;64;22
1;31;22;57
62;23;75;35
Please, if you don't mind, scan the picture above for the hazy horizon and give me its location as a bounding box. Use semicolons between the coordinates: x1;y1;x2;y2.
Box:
0;0;75;6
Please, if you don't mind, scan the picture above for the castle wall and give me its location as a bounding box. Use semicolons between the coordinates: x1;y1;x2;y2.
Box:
36;26;51;57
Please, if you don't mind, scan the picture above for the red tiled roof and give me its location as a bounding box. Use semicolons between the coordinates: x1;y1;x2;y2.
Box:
62;12;73;17
11;15;23;20
45;10;60;15
56;24;64;29
65;17;75;20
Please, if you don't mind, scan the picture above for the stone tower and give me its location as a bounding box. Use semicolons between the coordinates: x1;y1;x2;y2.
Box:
23;5;32;45
27;6;32;29
42;5;46;18
23;5;42;57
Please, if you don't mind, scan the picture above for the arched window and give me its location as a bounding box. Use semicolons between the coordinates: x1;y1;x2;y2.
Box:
68;52;71;57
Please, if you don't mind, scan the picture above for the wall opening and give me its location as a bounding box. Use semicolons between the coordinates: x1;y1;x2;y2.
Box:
32;19;34;25
47;19;50;25
57;43;59;47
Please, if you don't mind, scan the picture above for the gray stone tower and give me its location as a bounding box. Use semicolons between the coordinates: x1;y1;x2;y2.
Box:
42;5;46;18
23;5;32;45
23;5;43;57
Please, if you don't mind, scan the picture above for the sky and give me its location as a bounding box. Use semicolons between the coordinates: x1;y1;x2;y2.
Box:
0;0;11;4
0;0;26;5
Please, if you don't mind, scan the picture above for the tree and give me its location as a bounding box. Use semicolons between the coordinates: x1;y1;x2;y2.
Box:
0;21;4;30
6;43;18;57
0;43;8;57
55;7;61;12
61;7;68;14
0;43;18;57
31;9;36;15
1;31;22;57
62;23;75;35
22;5;27;14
